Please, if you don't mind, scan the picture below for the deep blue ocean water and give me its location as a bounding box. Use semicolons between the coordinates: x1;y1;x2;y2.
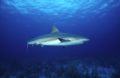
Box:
0;0;120;77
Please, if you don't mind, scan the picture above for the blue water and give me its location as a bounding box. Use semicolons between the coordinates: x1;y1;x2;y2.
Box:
0;0;120;77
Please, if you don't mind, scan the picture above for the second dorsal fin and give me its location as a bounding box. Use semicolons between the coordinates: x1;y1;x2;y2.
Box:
51;25;59;33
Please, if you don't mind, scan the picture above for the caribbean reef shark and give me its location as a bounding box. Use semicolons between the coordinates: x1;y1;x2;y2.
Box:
27;26;89;47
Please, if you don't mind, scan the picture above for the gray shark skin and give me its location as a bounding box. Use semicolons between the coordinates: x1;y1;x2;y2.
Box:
27;26;89;47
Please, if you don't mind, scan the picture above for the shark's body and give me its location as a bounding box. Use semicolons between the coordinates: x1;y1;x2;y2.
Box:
27;26;89;47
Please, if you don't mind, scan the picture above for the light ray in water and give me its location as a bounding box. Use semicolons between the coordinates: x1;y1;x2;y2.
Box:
1;0;120;17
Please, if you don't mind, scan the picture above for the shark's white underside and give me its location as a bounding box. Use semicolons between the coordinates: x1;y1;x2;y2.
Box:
28;37;89;46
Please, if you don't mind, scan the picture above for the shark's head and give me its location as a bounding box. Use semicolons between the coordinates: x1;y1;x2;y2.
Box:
27;26;89;47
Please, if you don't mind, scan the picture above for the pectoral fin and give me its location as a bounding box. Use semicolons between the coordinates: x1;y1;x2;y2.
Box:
58;38;70;42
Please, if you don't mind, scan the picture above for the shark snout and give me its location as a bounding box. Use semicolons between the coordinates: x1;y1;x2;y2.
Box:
78;38;89;44
83;38;89;42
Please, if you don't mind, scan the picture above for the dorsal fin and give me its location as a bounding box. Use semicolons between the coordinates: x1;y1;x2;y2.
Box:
51;25;59;33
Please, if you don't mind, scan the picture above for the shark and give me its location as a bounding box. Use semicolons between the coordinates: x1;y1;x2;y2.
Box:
27;26;89;47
